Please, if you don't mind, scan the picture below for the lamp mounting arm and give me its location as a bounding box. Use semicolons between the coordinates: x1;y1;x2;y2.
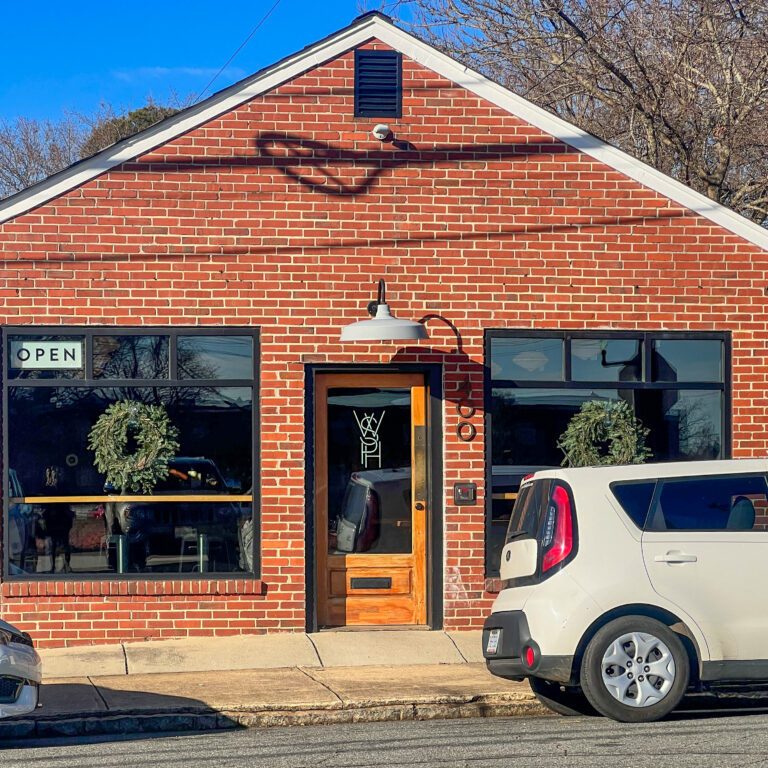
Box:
367;278;388;317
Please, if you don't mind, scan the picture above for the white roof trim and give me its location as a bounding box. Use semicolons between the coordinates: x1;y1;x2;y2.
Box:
2;14;767;253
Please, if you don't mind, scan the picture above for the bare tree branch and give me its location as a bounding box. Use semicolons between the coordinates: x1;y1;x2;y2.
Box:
399;0;768;224
0;95;188;200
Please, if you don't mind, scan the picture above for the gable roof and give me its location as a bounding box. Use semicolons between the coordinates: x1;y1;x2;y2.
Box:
2;12;768;252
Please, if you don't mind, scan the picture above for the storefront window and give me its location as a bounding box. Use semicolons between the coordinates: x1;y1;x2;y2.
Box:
490;337;563;381
4;329;259;579
177;336;254;380
651;339;723;382
93;335;169;379
571;339;642;382
485;331;729;575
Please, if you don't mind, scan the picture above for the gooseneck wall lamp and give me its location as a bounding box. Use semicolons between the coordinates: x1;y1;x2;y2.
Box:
339;279;429;342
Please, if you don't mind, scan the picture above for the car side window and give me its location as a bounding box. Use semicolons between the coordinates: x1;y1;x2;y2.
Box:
649;474;768;531
611;481;656;528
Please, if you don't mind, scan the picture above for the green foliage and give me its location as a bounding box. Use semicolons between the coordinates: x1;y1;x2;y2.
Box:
557;399;652;467
88;400;180;493
80;104;178;158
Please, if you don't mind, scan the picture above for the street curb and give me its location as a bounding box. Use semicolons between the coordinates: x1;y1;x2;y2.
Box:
0;695;548;740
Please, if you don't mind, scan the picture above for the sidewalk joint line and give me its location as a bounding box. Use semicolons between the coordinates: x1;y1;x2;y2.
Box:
296;666;343;706
306;634;325;667
445;632;469;663
120;644;128;675
87;676;110;711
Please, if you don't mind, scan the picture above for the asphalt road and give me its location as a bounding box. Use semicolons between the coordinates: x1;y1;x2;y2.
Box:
4;709;768;768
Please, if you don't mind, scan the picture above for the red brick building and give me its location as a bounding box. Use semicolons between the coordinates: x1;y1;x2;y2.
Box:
0;13;765;647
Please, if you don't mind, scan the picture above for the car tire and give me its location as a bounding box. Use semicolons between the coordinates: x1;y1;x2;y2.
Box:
529;677;599;717
580;616;689;723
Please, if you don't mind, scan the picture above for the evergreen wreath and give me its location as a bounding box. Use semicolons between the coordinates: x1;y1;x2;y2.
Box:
557;399;652;467
88;401;180;493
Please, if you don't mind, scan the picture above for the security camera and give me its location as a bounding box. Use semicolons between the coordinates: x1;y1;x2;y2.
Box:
372;123;393;142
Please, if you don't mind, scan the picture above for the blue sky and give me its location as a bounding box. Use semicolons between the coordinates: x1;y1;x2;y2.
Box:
2;1;402;122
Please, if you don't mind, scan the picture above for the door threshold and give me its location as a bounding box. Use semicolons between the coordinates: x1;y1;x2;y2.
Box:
316;625;434;632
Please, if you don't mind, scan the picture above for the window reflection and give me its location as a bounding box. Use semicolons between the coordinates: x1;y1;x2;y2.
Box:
652;340;722;382
487;332;727;575
178;336;253;380
637;389;722;461
93;336;169;379
491;388;620;467
326;388;412;555
490;338;563;381
571;339;641;382
8;386;253;575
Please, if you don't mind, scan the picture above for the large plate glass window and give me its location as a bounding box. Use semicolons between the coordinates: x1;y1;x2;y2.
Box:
4;328;259;579
485;331;730;575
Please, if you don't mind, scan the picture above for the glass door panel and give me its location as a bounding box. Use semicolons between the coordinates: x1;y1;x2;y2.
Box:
327;388;412;555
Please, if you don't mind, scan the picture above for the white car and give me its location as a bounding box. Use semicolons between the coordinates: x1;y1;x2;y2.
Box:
0;620;41;717
483;459;768;722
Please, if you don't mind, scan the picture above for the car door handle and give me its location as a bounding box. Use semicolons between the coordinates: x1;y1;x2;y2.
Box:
654;552;698;564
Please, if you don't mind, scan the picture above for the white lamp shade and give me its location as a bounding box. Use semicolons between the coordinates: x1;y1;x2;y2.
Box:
340;303;429;342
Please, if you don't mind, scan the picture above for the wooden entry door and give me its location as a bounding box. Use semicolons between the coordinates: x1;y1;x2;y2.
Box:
315;373;429;627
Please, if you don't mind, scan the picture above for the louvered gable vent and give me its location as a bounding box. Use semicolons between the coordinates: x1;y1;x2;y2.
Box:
354;50;402;118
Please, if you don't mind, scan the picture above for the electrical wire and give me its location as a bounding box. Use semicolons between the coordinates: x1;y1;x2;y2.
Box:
193;0;285;104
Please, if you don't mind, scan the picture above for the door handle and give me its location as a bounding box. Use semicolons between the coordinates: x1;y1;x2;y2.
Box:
654;551;698;564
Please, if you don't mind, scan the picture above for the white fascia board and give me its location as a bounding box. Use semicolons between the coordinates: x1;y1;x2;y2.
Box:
2;14;767;255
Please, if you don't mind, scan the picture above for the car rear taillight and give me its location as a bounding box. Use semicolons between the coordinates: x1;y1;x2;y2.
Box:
541;484;573;572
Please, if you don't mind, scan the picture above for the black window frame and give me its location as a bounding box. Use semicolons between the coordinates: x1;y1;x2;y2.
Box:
2;326;261;581
484;329;731;576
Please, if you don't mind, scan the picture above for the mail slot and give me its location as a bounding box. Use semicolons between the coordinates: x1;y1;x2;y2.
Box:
350;577;392;590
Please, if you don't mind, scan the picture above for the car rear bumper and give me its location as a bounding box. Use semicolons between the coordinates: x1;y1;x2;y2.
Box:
482;610;574;684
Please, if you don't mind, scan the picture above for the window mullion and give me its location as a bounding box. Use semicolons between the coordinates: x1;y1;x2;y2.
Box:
169;330;178;381
85;334;94;381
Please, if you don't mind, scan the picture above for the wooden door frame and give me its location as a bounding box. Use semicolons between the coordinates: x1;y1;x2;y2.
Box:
304;364;443;633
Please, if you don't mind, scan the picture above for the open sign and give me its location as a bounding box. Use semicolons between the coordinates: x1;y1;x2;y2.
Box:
10;341;83;370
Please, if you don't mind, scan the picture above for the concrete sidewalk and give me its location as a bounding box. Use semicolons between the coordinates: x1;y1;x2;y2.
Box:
3;631;545;740
39;630;489;678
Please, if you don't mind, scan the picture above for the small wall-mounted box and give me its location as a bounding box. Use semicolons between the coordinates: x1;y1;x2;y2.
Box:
453;482;477;506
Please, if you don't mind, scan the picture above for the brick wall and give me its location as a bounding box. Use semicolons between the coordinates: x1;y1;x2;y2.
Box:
0;39;766;646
